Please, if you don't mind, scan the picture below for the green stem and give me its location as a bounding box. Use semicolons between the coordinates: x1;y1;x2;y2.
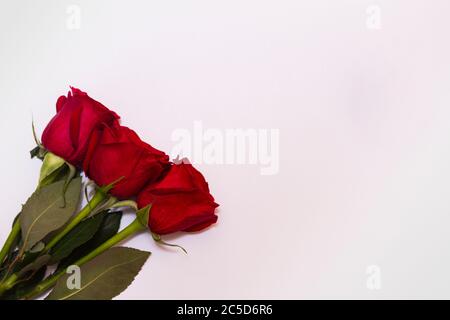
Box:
0;274;18;296
0;219;21;266
44;190;107;252
23;217;146;300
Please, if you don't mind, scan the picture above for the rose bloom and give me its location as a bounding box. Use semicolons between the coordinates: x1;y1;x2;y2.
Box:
137;161;219;235
83;124;170;199
41;87;119;167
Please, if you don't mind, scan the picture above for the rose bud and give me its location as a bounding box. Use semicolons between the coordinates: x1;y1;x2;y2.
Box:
83;124;170;199
41;87;120;167
137;161;219;235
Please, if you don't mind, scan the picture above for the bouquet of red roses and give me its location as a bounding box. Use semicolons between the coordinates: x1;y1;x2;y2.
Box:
0;87;219;300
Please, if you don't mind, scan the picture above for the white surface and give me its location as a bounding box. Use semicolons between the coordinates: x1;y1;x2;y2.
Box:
1;0;450;299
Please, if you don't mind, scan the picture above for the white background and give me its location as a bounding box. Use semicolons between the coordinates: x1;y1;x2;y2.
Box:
1;0;450;299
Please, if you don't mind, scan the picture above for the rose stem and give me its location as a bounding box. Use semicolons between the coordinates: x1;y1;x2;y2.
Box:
0;219;21;268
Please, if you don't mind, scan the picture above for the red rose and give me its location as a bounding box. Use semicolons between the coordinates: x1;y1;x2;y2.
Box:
137;161;219;235
41;87;120;167
83;124;169;199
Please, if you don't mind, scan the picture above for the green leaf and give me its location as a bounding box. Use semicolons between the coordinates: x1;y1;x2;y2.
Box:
20;178;82;251
11;251;42;274
77;212;123;251
17;254;51;277
29;242;45;253
57;211;122;271
46;247;150;300
50;213;104;264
